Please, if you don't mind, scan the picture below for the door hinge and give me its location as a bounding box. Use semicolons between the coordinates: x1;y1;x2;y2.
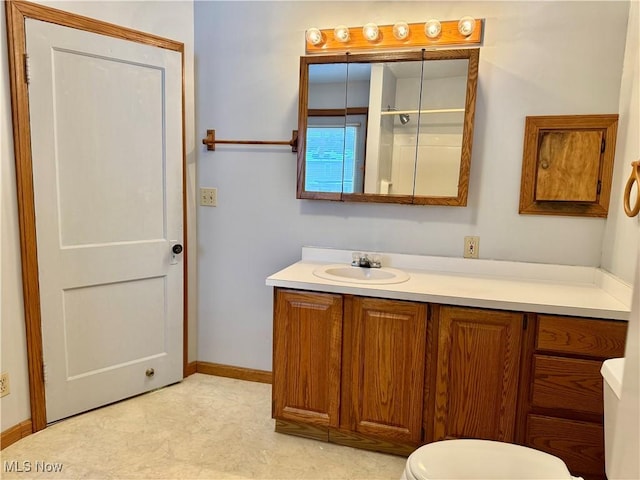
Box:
597;180;602;195
42;362;48;384
601;137;606;153
523;316;528;330
23;53;30;84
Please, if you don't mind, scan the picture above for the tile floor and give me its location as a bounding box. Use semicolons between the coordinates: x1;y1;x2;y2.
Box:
1;374;406;479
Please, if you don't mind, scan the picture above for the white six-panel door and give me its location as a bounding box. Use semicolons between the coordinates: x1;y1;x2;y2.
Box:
25;18;183;422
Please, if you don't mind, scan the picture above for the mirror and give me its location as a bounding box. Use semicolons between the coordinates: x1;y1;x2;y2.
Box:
296;49;479;205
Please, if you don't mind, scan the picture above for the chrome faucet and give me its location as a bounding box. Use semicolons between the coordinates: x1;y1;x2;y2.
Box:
351;252;382;268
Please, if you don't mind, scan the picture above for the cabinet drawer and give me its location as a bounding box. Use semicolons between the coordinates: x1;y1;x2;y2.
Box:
531;355;604;414
536;315;627;357
526;414;604;478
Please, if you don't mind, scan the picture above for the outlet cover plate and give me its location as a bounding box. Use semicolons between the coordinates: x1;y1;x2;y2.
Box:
0;372;9;397
464;236;480;259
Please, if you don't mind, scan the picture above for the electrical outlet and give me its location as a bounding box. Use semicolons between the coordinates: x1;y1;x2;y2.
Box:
464;236;480;259
0;372;10;397
200;187;217;207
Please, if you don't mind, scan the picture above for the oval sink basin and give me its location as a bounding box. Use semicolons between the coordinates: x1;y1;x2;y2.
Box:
313;264;410;285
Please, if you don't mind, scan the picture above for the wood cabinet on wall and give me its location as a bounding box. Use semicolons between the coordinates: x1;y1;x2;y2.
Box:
431;305;525;442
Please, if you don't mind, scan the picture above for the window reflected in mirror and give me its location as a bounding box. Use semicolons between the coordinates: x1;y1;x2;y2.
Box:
305;111;366;193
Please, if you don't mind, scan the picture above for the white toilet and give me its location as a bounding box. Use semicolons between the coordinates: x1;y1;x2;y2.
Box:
401;439;575;480
402;358;624;480
601;357;624;477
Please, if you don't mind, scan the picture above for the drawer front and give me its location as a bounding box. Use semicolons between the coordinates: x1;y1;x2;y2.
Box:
526;414;604;478
531;355;604;414
536;315;627;357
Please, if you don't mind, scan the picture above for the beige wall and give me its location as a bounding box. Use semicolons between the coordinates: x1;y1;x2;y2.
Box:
0;0;196;432
602;1;640;284
195;1;633;371
1;3;31;431
608;2;639;478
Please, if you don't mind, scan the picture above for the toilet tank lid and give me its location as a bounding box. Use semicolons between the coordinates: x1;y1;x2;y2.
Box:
601;357;625;398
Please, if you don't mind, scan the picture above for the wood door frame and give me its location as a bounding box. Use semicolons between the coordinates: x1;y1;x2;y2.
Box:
5;0;189;432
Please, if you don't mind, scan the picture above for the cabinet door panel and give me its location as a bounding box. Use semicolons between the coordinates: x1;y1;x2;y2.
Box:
348;297;427;444
535;130;603;202
434;306;523;442
273;290;342;428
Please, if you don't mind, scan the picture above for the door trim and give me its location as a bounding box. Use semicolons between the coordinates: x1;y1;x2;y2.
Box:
5;0;188;432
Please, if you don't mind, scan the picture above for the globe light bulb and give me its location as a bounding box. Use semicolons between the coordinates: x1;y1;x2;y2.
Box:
458;16;476;37
424;19;442;39
362;23;379;42
392;22;410;40
334;25;350;43
305;28;324;46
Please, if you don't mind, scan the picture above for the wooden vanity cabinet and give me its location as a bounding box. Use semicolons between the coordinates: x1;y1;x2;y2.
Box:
431;305;525;442
521;314;627;480
272;288;629;473
273;289;428;452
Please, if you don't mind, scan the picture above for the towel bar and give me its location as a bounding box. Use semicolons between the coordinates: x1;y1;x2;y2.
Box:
202;129;298;152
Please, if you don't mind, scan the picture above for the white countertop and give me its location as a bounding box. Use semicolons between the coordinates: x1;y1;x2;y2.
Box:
266;247;631;321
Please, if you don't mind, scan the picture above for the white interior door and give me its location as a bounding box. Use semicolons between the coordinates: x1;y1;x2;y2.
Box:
25;18;184;423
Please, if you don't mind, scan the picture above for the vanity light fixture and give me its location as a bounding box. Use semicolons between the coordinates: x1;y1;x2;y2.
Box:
305;18;483;53
334;25;350;43
424;19;442;39
305;27;324;46
458;16;476;37
392;22;410;40
362;22;380;42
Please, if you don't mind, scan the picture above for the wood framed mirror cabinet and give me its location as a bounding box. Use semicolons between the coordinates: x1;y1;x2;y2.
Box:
296;48;479;205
